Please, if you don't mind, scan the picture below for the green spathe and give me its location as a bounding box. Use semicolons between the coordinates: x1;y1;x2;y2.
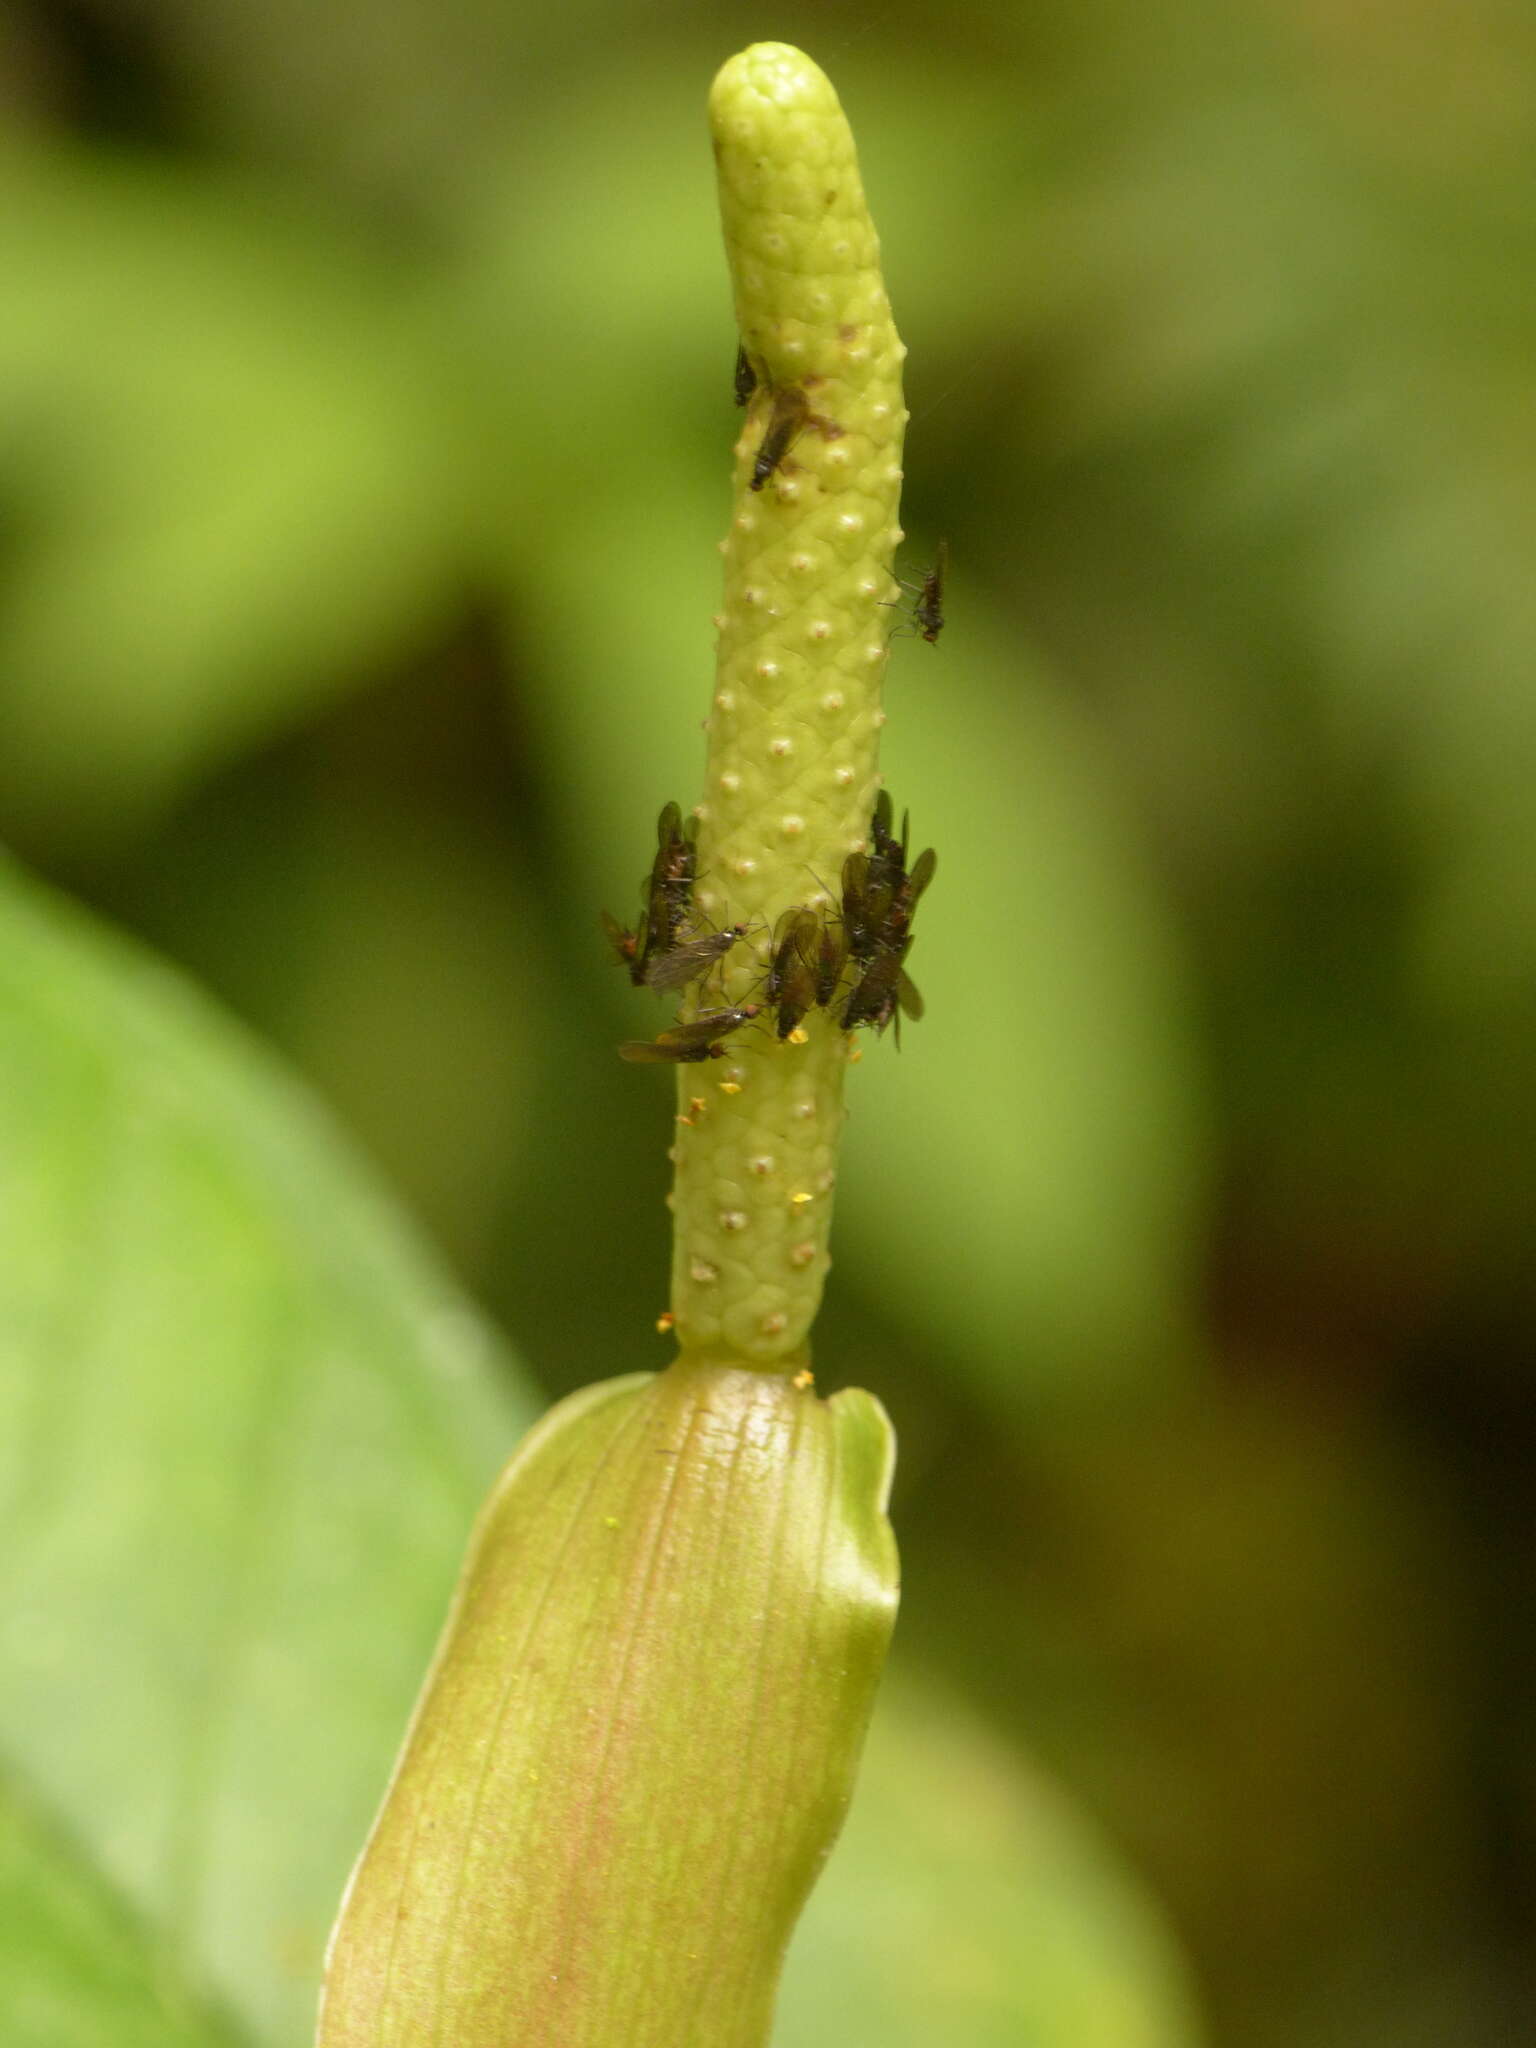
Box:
318;1363;898;2046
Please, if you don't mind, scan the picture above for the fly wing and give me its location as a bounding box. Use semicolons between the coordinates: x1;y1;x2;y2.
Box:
773;915;819;1038
655;800;684;855
619;1039;711;1064
662;1007;755;1053
841;852;875;958
904;847;937;908
814;920;848;1007
642;930;737;993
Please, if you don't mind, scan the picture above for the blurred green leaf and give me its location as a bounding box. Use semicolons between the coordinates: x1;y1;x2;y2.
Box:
0;856;540;2044
784;1671;1205;2048
0;142;486;845
842;598;1209;1405
0;1770;240;2048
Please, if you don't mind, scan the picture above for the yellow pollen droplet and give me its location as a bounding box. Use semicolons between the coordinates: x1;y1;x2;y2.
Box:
790;1191;814;1209
847;1045;863;1063
718;1079;743;1096
656;1311;675;1333
788;1026;810;1044
604;1516;619;1529
792;1367;815;1389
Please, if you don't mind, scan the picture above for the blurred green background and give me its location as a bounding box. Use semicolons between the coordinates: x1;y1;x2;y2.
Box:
3;1;1535;2042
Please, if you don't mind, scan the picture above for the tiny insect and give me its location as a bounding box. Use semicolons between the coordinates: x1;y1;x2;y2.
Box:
599;909;647;986
840;851;879;963
813;917;848;1008
642;800;699;955
883;845;936;945
619;1004;763;1064
641;922;749;993
766;908;819;1039
878;844;937;955
733;343;757;407
650;800;697;900
618;1035;723;1065
865;790;910;907
750;384;811;491
841;941;923;1040
882;539;947;644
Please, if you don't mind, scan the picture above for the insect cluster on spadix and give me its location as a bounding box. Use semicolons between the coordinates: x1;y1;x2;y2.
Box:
605;791;935;1062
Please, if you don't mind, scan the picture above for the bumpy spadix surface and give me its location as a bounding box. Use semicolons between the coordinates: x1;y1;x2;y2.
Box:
671;43;908;1369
